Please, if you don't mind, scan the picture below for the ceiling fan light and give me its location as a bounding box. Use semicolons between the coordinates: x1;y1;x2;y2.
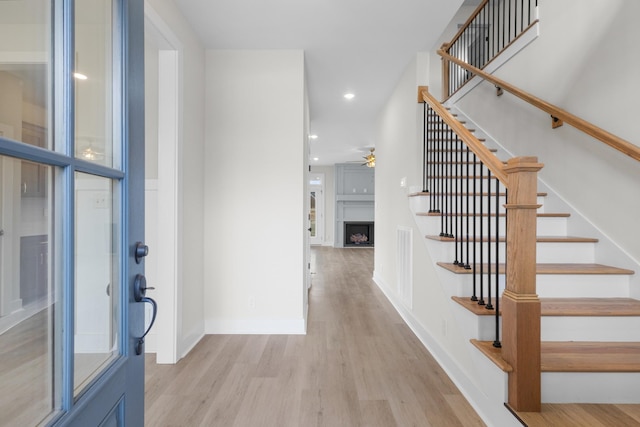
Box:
363;148;375;167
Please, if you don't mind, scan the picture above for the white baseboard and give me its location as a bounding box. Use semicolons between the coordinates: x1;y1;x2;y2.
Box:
205;317;306;335
181;331;205;359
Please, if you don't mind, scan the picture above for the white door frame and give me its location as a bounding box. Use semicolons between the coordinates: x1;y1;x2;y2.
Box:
144;4;181;364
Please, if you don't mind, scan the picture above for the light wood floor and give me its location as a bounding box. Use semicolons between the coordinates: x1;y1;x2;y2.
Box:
144;247;486;426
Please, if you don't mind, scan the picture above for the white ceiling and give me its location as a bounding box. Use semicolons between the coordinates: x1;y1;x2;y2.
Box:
172;0;468;165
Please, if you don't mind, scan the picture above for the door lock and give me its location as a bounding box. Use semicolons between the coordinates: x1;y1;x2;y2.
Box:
134;241;149;264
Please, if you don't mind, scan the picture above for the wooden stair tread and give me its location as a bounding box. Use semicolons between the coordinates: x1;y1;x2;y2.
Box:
471;340;640;373
453;296;640;316
470;339;512;372
513;403;640;427
438;262;634;275
427;235;598;243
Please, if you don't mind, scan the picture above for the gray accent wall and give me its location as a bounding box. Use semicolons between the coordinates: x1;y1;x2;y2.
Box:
334;163;374;248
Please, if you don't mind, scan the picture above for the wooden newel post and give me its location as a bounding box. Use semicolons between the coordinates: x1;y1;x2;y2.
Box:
441;43;450;100
502;156;543;412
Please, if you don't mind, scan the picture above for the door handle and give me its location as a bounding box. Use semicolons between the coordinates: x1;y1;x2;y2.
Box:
134;274;156;355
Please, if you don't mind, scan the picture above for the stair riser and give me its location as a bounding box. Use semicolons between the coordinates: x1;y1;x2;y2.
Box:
452;281;505;303
424;180;512;194
425;196;547;214
418;216;568;237
460;313;501;342
459;311;640;343
450;274;630;299
542;372;640;403
537;275;630;298
541;317;640;342
433;241;596;264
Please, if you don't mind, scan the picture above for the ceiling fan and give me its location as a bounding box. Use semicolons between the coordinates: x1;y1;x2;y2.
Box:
347;147;375;168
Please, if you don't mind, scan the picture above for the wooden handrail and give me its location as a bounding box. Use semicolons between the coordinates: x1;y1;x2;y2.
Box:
438;49;640;163
419;86;509;186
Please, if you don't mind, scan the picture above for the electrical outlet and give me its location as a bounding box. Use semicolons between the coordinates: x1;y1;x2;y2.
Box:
441;318;448;337
249;296;256;310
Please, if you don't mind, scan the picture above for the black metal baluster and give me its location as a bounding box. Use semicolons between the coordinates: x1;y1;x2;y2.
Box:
486;169;494;310
437;113;442;214
478;162;485;306
439;118;445;235
453;137;459;262
454;42;458;92
516;0;520;32
447;125;456;238
442;121;448;236
432;111;438;210
483;4;488;68
492;0;496;58
507;0;513;44
456;135;464;267
502;0;506;52
494;177;502;348
471;152;478;302
428;108;436;212
465;146;471;269
422;102;428;193
444;125;450;238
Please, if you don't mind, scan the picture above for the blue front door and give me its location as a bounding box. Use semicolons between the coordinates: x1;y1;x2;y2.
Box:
0;0;147;425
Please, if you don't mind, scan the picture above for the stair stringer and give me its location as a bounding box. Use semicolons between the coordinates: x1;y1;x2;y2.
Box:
408;192;513;414
411;192;640;405
413;107;640;404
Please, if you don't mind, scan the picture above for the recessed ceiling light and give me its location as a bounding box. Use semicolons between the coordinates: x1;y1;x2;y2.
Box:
313;157;319;161
74;72;88;80
344;93;355;100
309;134;318;140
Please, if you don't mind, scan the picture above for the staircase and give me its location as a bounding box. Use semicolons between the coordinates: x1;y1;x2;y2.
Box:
408;107;640;411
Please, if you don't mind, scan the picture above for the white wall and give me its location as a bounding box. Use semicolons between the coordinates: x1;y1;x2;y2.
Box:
144;0;206;359
204;50;307;334
453;0;640;265
373;51;480;393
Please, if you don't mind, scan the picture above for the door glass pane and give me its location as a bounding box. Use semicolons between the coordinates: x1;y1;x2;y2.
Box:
309;191;316;238
0;156;56;426
75;0;116;168
74;172;119;396
0;0;51;150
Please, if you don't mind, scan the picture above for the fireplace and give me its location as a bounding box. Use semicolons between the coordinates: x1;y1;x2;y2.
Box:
344;221;374;247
